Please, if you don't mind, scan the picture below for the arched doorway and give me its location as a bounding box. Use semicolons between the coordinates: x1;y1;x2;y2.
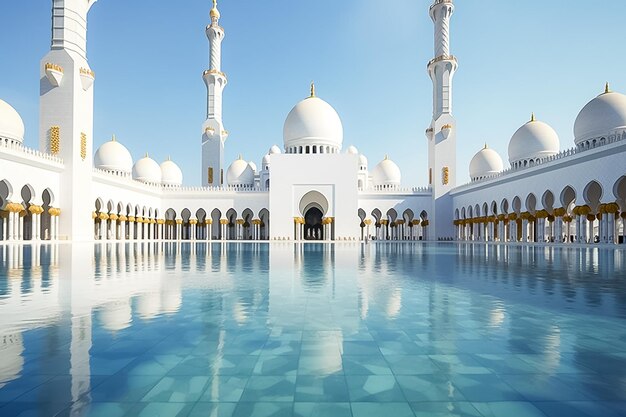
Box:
304;207;323;240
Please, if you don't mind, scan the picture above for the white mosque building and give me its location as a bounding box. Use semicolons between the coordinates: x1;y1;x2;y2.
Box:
0;0;624;244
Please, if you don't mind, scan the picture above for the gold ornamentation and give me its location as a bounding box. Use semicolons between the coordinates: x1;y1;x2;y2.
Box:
421;220;430;227
176;219;183;225
220;219;229;225
442;167;449;185
49;126;60;155
79;67;95;78
128;216;136;222
45;63;64;73
80;133;87;160
605;82;611;94
190;219;198;225
530;112;536;122
310;81;316;98
205;219;213;225
98;212;109;221
441;124;452;131
203;69;226;78
109;214;119;221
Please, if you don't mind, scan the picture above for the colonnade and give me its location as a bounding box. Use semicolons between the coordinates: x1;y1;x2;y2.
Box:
0;203;61;241
94;215;268;241
369;219;429;241
455;203;625;244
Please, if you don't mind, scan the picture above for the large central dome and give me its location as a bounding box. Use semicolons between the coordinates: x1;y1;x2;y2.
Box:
283;86;343;154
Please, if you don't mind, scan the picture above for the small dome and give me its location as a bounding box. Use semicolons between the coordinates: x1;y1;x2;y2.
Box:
574;87;626;144
508;115;559;165
248;161;257;173
346;145;359;155
94;137;133;173
0;99;25;143
227;156;254;187
469;145;503;180
132;154;162;184
372;156;401;187
269;145;282;155
283;91;343;152
160;158;183;187
359;154;368;168
262;153;271;166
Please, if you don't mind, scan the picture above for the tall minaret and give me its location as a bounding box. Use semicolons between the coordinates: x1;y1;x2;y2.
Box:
39;0;98;240
426;0;457;240
202;0;229;187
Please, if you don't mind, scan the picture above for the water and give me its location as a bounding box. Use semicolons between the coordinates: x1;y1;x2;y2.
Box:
0;242;625;417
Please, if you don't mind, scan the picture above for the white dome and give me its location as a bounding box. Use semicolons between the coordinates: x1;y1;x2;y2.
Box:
269;145;282;155
0;99;25;143
359;154;368;167
469;146;504;180
283;95;343;151
372;156;401;187
132;155;162;184
262;153;271;166
508;116;559;164
94;138;133;173
574;89;626;144
248;161;257;173
346;145;359;155
160;158;183;187
227;157;254;187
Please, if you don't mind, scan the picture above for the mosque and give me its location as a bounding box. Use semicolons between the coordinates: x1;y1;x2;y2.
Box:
0;0;624;244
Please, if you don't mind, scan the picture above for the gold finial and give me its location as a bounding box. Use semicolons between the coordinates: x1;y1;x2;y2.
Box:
530;112;536;122
605;82;611;94
238;154;243;160
484;143;488;149
111;134;116;142
167;155;171;161
145;152;149;158
384;154;389;160
210;0;220;20
310;81;316;98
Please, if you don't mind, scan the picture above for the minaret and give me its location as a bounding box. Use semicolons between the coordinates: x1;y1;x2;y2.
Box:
39;0;98;240
426;0;457;240
202;0;229;187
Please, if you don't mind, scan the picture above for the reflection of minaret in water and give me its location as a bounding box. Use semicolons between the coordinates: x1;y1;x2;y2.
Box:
426;0;457;240
202;0;229;186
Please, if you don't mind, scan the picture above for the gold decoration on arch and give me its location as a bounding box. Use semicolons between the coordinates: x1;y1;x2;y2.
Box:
442;167;449;185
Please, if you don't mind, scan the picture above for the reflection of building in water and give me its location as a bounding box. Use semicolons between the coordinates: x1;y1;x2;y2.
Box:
0;333;24;387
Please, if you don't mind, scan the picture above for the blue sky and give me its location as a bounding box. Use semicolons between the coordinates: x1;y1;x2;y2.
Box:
1;0;624;186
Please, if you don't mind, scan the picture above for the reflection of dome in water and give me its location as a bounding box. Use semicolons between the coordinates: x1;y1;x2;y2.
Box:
100;299;132;332
161;286;182;315
0;333;24;385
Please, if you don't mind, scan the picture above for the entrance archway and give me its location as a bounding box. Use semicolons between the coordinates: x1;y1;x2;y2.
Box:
304;207;323;240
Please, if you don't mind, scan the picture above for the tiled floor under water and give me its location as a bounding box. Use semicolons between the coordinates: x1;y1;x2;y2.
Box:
0;242;625;417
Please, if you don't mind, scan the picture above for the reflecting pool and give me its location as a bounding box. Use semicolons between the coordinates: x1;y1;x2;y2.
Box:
0;242;626;417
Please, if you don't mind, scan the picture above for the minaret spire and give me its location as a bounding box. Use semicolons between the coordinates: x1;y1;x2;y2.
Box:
202;0;229;186
425;0;457;241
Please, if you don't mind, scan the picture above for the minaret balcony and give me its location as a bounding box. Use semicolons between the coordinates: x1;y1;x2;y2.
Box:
44;63;64;87
427;54;457;67
79;67;95;91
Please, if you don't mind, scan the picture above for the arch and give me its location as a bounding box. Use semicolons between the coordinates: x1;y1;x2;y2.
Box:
490;201;498;216
165;208;176;220
196;208;207;222
259;208;270;240
106;199;114;213
468;206;473;218
181;208;191;221
583;180;603;211
0;180;13;203
299;190;329;217
614;176;626;209
461;207;466;219
371;208;382;223
542;190;555;212
525;193;537;214
500;198;509;214
454;208;459;220
403;209;415;223
210;208;222;239
358;208;366;221
242;208;254;240
474;204;481;218
420;210;428;220
560;186;576;209
482;202;489;216
304;206;324;240
21;184;35;205
386;208;398;222
512;196;521;214
116;202;124;214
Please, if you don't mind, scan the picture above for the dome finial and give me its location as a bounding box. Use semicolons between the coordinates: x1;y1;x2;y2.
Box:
530;112;536;122
167;155;171;161
145;152;149;158
484;142;488;149
310;81;316;98
605;82;611;94
111;134;116;142
238;154;243;160
210;0;220;20
384;154;389;160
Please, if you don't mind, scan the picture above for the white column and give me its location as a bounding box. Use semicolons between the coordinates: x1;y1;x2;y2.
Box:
607;214;615;244
18;215;24;240
8;212;15;241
